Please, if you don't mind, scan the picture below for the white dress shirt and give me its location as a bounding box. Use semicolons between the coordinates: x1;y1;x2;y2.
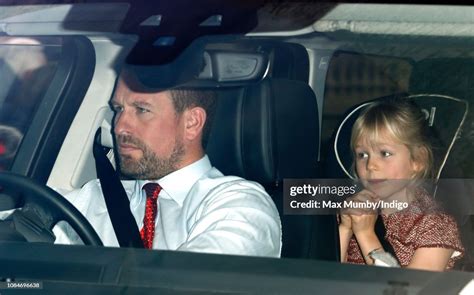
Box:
53;155;282;257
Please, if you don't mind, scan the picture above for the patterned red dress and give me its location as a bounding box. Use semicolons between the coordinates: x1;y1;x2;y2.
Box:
346;188;464;269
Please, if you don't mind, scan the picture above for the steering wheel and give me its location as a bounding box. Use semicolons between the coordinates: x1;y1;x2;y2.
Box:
0;172;103;246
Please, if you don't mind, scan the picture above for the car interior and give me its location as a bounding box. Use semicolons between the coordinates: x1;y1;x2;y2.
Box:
0;1;474;294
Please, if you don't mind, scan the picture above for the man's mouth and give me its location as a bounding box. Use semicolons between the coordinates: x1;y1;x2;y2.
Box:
118;143;140;153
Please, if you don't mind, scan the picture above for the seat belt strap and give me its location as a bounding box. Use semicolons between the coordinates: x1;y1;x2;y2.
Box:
93;128;144;248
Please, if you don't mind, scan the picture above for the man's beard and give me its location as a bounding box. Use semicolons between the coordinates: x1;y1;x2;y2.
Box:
116;134;185;179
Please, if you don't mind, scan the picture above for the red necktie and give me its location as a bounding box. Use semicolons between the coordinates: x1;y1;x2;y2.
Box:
140;183;161;249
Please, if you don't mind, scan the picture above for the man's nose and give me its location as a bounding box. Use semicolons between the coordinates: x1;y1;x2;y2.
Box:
114;110;132;135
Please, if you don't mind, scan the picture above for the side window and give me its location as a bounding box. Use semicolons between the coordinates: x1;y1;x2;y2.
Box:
0;37;61;171
321;52;413;153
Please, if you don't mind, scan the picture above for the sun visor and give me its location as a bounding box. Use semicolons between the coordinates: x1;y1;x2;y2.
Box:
122;38;270;91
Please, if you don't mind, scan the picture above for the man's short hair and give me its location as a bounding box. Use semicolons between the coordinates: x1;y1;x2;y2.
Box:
169;89;217;147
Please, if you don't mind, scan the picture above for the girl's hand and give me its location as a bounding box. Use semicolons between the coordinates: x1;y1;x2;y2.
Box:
345;189;383;264
351;212;378;236
343;189;379;235
339;212;352;231
340;190;383;264
338;213;353;262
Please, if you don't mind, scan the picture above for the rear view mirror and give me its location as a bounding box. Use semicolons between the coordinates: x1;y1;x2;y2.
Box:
195;51;269;85
124;37;270;91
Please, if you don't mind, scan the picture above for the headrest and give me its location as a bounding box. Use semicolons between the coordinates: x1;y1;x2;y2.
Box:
409;58;474;178
409;60;473;221
270;42;309;82
409;58;474;101
333;94;468;181
206;78;319;185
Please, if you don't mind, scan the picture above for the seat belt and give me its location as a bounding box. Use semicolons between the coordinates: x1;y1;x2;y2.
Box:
93;128;144;248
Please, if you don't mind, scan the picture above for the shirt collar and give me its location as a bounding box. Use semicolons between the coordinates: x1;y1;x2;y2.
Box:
140;155;212;207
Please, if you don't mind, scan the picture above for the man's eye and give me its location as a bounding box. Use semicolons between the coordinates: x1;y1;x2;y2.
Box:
136;106;149;113
112;105;123;113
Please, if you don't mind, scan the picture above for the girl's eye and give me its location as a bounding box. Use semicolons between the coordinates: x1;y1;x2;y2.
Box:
356;152;368;159
381;151;392;157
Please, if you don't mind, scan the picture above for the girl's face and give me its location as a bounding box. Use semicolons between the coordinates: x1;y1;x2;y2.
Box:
354;132;422;200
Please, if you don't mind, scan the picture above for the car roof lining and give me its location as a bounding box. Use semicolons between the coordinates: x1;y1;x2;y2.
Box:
3;3;472;34
2;3;474;64
251;3;474;37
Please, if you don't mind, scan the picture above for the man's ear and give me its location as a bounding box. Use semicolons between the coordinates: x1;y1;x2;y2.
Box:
183;107;206;141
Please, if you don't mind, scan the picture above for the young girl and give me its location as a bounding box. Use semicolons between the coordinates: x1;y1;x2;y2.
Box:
339;98;464;271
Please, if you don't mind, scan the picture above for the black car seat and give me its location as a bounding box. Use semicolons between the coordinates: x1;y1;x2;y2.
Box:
206;77;340;260
409;58;474;270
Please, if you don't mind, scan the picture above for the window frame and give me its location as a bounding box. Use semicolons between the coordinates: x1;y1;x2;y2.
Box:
10;35;95;183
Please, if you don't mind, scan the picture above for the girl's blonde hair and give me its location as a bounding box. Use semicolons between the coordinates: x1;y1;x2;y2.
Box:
350;98;434;180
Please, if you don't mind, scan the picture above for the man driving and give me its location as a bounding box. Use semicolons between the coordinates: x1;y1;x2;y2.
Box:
53;67;282;257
